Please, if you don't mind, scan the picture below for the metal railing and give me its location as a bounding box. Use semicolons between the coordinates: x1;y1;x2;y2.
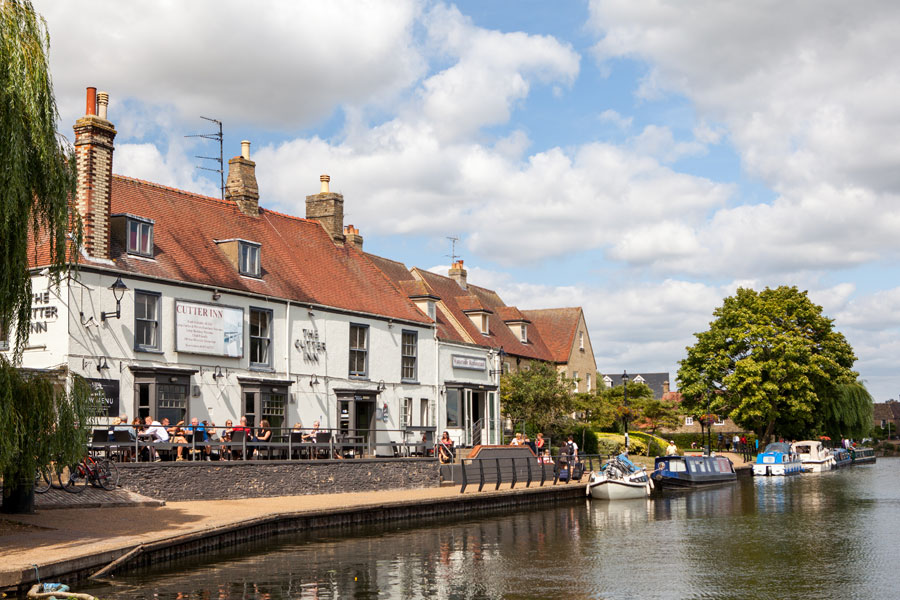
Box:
457;453;603;493
87;425;439;463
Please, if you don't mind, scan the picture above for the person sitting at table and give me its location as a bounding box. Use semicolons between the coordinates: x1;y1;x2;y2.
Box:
183;417;209;461
112;413;136;462
221;419;234;461
254;419;272;458
303;420;321;442
139;416;169;461
163;418;190;461
231;416;252;459
510;432;523;446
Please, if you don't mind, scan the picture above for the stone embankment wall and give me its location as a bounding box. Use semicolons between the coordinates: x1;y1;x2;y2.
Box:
117;459;440;501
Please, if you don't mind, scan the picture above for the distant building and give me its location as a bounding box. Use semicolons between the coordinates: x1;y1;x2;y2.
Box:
601;372;671;399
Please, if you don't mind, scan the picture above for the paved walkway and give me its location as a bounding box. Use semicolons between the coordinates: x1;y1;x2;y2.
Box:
1;480;584;589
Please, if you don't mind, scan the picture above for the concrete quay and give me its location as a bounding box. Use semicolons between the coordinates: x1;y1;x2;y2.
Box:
0;480;587;592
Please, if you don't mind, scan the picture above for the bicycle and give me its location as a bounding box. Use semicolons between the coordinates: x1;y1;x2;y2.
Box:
34;463;68;494
64;455;119;493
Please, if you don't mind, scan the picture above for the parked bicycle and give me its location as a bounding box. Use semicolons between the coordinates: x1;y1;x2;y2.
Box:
64;455;119;493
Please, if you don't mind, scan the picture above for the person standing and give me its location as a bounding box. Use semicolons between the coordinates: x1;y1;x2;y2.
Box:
666;440;678;456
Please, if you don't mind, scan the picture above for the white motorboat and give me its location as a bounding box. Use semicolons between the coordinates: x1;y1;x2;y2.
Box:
587;454;652;500
792;440;835;472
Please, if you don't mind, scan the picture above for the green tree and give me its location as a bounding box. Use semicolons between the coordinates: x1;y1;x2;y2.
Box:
1;0;93;513
819;381;873;440
500;362;574;432
677;286;857;446
639;397;681;437
596;380;654;434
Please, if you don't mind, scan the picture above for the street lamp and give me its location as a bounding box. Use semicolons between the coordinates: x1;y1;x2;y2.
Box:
622;370;629;453
100;276;129;321
706;390;712;456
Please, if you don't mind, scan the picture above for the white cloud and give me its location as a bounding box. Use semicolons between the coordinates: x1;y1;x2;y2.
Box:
38;0;426;131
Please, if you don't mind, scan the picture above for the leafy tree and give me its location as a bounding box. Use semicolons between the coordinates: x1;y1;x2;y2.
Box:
819;381;873;440
595;380;654;434
500;362;574;432
1;0;93;513
639;397;681;437
677;286;857;446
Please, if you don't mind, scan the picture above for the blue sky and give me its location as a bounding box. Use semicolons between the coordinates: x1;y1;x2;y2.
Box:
36;1;900;401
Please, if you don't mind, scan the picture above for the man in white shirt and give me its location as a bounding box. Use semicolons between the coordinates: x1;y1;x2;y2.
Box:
141;415;169;461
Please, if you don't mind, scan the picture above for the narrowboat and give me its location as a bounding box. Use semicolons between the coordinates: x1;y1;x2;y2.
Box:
752;442;803;476
832;447;852;468
849;446;876;464
651;454;737;489
587;454;652;500
792;440;835;472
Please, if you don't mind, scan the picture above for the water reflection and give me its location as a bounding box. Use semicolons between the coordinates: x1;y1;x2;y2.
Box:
81;459;900;600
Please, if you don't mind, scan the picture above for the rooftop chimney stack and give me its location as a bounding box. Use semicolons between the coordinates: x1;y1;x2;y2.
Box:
225;140;259;216
306;174;345;245
449;259;467;290
74;86;116;260
343;224;363;250
663;381;670;394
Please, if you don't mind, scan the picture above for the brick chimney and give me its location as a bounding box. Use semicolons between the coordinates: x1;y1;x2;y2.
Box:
449;260;467;290
663;381;670;394
343;224;363;250
306;175;345;244
225;140;259;216
73;87;116;260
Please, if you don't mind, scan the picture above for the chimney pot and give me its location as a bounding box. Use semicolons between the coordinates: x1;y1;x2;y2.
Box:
97;91;109;120
241;140;251;160
85;87;97;116
320;174;330;194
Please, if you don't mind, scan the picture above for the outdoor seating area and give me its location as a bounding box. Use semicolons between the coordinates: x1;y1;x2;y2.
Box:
88;422;440;463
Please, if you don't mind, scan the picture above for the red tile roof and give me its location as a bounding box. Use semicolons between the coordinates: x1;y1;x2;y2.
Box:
40;176;432;324
496;306;528;322
521;308;583;363
412;269;554;361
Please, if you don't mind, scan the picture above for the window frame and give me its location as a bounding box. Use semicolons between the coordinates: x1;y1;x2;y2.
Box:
135;374;189;422
238;241;261;278
520;323;527;343
249;307;273;370
401;330;418;382
349;323;369;379
685;416;694;426
126;217;154;257
400;397;414;428
134;290;162;352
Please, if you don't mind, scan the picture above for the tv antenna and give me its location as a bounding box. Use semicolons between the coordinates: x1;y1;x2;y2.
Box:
185;116;224;199
446;236;460;263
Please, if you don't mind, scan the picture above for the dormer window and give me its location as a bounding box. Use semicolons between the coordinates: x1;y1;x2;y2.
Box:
519;324;527;343
112;214;155;258
239;241;260;277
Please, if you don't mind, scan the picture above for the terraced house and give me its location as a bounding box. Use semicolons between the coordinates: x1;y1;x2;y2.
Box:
6;86;597;451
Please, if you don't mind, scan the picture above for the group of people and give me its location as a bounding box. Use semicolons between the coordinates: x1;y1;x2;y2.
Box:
107;414;280;461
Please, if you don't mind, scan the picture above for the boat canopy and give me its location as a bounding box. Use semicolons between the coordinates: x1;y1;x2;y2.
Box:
762;442;792;454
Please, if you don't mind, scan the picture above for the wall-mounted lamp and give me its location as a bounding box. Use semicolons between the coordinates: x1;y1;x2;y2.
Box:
307;310;315;317
82;358;91;370
213;366;225;379
309;374;319;387
97;357;109;372
100;276;128;321
212;290;221;301
376;380;386;392
490;347;507;376
387;319;394;329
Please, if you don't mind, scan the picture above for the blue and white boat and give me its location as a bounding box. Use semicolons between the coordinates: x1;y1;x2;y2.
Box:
752;442;802;476
832;447;852;468
587;454;653;500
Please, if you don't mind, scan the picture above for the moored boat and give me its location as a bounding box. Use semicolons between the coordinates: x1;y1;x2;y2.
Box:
832;447;852;468
849;446;876;464
752;442;803;476
651;454;737;489
792;440;835;472
587;454;652;500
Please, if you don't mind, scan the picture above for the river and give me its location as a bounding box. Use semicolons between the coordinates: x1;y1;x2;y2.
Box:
81;458;900;599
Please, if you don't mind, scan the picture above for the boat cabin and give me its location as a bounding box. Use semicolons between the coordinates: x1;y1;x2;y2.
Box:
653;454;736;488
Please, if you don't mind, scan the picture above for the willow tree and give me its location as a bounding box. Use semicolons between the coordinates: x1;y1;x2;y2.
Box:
1;0;93;513
819;381;873;440
677;286;857;447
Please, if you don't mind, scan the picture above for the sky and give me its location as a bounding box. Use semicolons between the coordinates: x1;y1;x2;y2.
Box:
34;0;900;400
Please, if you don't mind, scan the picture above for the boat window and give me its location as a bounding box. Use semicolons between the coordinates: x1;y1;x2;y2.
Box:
718;458;732;472
670;460;687;472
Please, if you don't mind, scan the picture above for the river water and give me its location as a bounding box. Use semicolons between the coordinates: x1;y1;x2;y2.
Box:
81;458;900;599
